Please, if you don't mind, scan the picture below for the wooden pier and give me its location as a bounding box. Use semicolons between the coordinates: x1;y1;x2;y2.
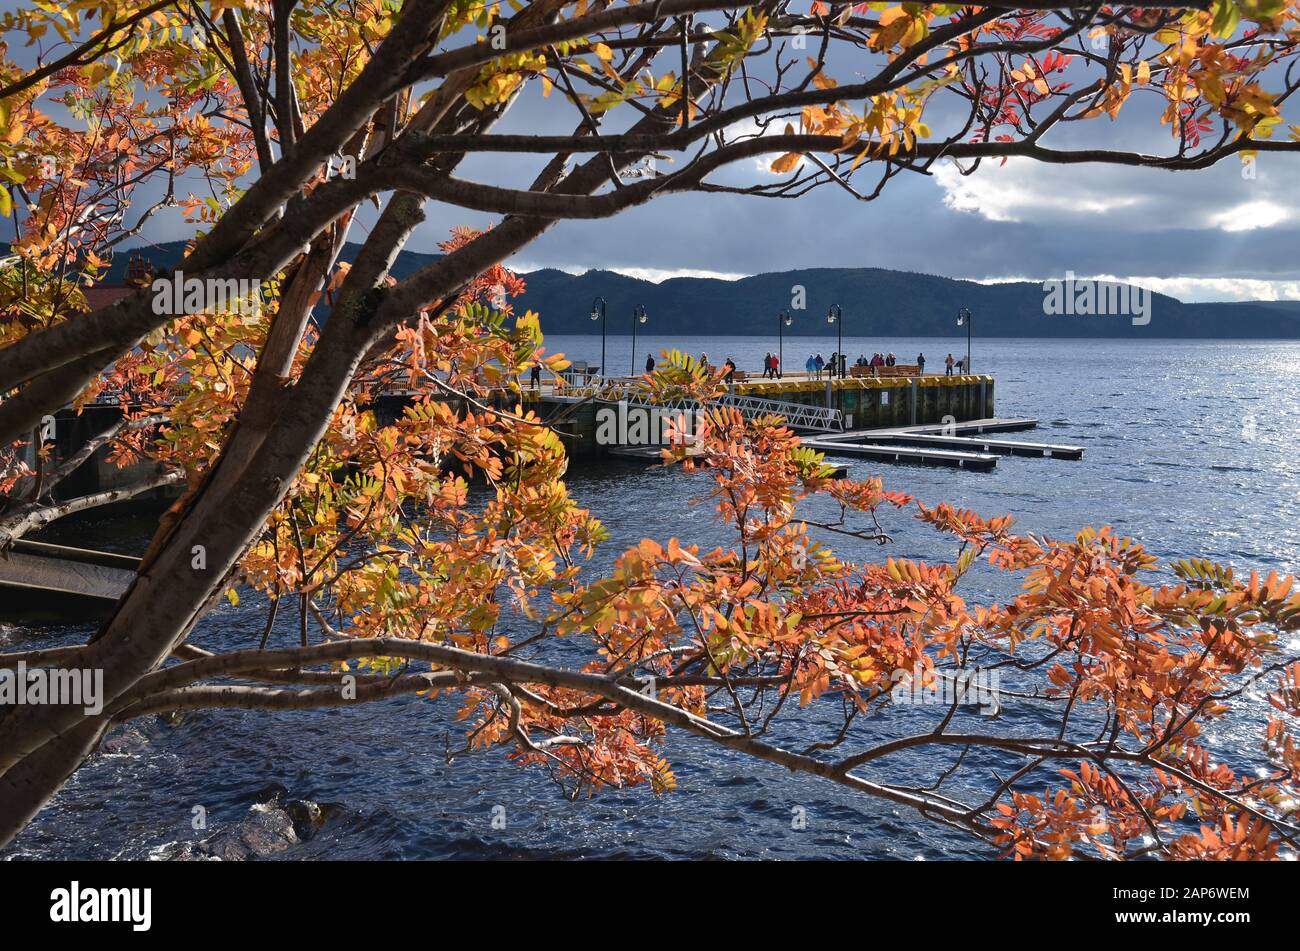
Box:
518;373;1000;458
509;372;1084;471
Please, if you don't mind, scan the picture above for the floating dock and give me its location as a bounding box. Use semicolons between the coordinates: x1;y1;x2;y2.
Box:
813;422;1083;461
800;415;1084;470
873;433;1082;460
866;417;1041;436
803;438;999;471
0;539;138;621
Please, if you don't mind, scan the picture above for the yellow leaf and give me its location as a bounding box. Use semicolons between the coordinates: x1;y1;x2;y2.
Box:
593;42;613;62
770;152;803;174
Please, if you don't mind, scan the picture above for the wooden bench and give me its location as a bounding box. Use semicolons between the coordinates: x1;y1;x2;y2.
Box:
848;364;920;379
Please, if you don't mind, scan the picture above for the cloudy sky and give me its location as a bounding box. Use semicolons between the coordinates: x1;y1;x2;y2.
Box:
103;12;1300;304
439;72;1300;303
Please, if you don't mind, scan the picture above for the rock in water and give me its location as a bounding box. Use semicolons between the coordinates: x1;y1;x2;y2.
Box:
168;802;299;861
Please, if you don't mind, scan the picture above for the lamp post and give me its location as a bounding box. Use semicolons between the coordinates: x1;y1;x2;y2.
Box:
957;307;972;374
826;304;843;378
778;309;791;376
589;296;608;379
631;304;648;376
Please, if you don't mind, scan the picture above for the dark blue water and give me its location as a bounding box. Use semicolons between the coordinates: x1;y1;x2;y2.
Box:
4;336;1298;860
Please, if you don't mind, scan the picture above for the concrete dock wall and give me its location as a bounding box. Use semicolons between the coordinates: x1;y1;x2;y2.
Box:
534;374;994;457
730;374;993;429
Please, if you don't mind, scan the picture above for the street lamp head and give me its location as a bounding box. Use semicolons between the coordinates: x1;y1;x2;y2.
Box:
638;313;647;324
957;307;970;327
784;313;792;327
590;308;599;320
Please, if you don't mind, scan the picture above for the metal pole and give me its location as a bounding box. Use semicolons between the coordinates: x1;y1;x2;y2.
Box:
827;304;843;379
631;305;646;376
778;309;790;375
591;296;607;380
957;307;971;375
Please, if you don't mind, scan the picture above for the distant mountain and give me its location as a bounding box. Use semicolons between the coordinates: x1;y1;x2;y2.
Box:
101;241;1300;339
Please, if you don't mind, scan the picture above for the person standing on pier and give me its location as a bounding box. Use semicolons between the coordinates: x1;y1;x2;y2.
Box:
814;353;825;379
917;353;926;375
945;353;955;376
529;362;541;389
723;358;736;383
772;352;781;379
645;353;656;374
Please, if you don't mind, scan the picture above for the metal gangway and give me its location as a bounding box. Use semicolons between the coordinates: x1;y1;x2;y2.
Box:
714;391;843;433
582;384;843;434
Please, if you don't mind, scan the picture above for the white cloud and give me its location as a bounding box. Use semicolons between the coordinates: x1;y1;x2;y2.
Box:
932;157;1298;233
606;266;751;283
973;273;1300;303
1207;200;1292;232
506;258;749;283
931;159;1147;222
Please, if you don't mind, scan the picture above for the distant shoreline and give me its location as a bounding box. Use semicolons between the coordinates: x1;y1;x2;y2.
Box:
538;332;1300;343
